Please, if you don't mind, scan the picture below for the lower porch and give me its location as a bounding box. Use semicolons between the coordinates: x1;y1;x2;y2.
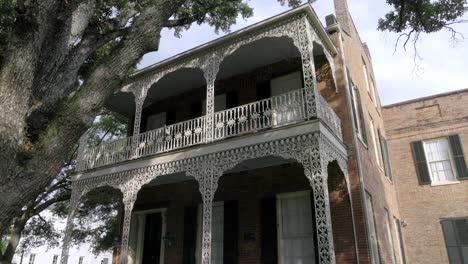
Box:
126;160;355;264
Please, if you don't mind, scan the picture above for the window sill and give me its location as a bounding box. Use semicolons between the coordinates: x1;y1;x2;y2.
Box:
358;136;368;149
430;181;460;187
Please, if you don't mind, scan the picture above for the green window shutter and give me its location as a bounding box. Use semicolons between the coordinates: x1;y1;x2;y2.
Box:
411;141;431;185
355;89;368;145
383;138;393;181
448;135;468;180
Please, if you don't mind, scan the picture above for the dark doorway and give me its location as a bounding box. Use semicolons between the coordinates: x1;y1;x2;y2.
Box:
142;212;163;264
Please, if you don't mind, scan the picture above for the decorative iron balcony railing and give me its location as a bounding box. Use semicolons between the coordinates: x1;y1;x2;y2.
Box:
77;88;342;171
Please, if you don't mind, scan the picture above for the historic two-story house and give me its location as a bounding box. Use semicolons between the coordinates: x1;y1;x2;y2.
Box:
383;89;468;264
60;1;405;264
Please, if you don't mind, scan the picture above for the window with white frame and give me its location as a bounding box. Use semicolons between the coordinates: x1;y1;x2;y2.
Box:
78;256;84;264
364;191;380;264
29;254;36;264
277;191;315;264
423;138;457;183
52;255;59;264
369;117;381;167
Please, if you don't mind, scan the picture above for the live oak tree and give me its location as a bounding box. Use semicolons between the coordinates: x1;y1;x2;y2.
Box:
378;0;467;50
0;113;127;264
0;0;466;243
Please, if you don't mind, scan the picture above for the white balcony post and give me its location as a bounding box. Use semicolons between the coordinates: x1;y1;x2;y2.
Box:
76;132;88;171
203;52;222;143
120;181;138;264
131;88;147;159
302;144;336;264
297;17;318;118
189;166;221;264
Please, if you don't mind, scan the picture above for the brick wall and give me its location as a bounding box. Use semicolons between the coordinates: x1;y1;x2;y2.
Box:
383;89;468;264
323;2;404;262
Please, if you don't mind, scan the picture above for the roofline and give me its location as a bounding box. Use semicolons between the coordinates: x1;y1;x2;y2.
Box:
382;88;468;108
130;3;337;80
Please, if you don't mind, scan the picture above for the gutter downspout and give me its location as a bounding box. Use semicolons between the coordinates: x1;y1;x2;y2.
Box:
327;22;369;264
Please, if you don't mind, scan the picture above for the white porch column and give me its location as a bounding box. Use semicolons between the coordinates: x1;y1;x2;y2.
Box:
120;182;138;264
203;52;222;143
189;166;220;264
297;16;319;118
303;145;336;264
60;188;83;264
131;88;147;159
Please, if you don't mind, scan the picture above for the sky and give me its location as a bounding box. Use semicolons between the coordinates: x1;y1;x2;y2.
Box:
137;0;468;105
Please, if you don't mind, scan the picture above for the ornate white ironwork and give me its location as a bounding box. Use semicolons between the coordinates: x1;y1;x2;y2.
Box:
213;88;307;140
80;137;133;170
317;92;343;140
135;116;206;158
64;12;348;264
64;131;345;264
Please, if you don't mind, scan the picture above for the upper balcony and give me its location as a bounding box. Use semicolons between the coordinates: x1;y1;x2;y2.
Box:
76;5;342;172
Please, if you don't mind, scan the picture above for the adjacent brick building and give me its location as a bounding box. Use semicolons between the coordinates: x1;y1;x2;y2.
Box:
383;89;468;264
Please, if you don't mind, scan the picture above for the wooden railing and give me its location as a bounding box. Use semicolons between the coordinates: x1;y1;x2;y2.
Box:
77;88;342;171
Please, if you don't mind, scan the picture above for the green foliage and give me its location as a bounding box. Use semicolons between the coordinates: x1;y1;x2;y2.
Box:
87;112;128;146
378;0;467;44
0;239;7;254
17;216;62;251
53;187;122;254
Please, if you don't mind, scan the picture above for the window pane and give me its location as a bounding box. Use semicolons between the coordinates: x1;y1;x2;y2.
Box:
442;221;458;246
461;247;468;264
424;138;456;183
447;247;462;264
455;220;468;245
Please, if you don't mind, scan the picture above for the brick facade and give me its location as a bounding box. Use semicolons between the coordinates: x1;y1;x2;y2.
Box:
383;89;468;264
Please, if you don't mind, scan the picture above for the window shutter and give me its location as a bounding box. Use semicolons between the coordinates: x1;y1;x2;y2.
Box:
183;206;198;264
411;141;431;185
383;138;393;181
355;89;368;145
349;86;359;131
224;200;239;264
378;130;393;180
309;192;320;264
448;135;468;180
261;197;278;264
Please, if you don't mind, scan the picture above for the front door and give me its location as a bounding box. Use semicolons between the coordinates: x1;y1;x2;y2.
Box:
142;212;163;264
277;191;316;264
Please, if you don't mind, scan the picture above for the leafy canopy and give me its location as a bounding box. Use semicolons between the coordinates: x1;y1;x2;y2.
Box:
378;0;467;48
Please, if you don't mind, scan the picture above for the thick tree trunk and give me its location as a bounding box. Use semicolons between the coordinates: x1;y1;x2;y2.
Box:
0;0;180;236
0;211;31;264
